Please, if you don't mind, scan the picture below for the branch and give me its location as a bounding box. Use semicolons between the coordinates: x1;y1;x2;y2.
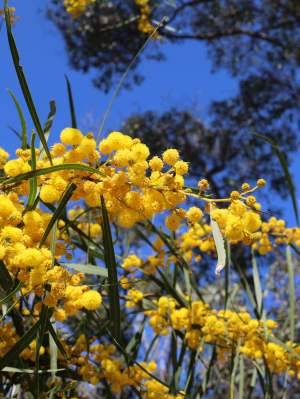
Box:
161;27;285;48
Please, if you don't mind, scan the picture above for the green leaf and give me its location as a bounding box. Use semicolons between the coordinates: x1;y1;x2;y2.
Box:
224;242;231;310
125;318;145;361
229;346;240;399
35;305;53;396
202;346;217;395
145;334;159;361
1;163;104;186
0;282;21;306
96;19;164;142
238;355;245;399
4;2;53;164
2;367;65;374
26;131;38;210
210;210;226;275
0;321;40;370
48;322;69;360
251;249;263;317
184;350;197;395
254;133;299;226
65;75;77;129
39;183;77;247
7;89;27;149
63;263;108;277
286;245;295;342
43;100;56;136
101;195;121;343
0;299;19;322
234;260;260;319
0;260;14;291
8;125;22;140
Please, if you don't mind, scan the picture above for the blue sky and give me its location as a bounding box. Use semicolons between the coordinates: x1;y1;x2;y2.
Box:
0;1;299;225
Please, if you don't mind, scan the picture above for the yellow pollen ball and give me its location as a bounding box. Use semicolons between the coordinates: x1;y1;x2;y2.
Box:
4;159;24;176
99;139;113;154
52;143;66;156
230;191;240;200
174;160;189;175
80;290;102;310
241;182;250;191
79;136;97;155
257;178;266;188
165;213;181;231
149;156;163;171
162;149;180;165
40;185;61;203
131;143;150;162
198;179;209;190
0;196;16;217
0;226;23;243
60;128;84;146
186;206;203;223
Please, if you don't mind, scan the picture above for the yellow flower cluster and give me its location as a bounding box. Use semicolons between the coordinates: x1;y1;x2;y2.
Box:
1;124;299;397
68;205;102;238
0;322;19;358
56;334;184;397
135;0;157;36
145;297;300;377
177;206;214;262
2;129;188;229
0;323;45;361
211;199;262;244
121;238;165;275
63;0;95;18
0;190;101;318
253;216;300;255
126;288;144;307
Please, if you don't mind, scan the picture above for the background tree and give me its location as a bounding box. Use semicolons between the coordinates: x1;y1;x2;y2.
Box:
122;107;296;200
47;0;300;199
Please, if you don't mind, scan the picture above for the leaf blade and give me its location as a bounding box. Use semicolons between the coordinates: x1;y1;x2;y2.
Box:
101;195;121;343
254;133;299;225
0;321;40;370
39;183;77;247
1;163;104;186
7;89;27;149
62;263;108;277
4;2;53;164
65;75;77;129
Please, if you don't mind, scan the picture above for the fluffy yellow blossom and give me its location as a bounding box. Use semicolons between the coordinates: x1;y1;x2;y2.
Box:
40;185;61;203
149;156;164;171
79;290;102;310
186;206;203;223
198;179;209;190
0;147;9;165
126;289;144;308
4;158;30;176
174;160;189;175
165;212;181;231
122;254;142;271
162;149;180;166
60;127;84;146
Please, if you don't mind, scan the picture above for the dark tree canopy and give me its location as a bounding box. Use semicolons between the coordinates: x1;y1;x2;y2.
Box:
47;0;300;198
122;107;296;199
47;0;164;91
48;0;300;90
